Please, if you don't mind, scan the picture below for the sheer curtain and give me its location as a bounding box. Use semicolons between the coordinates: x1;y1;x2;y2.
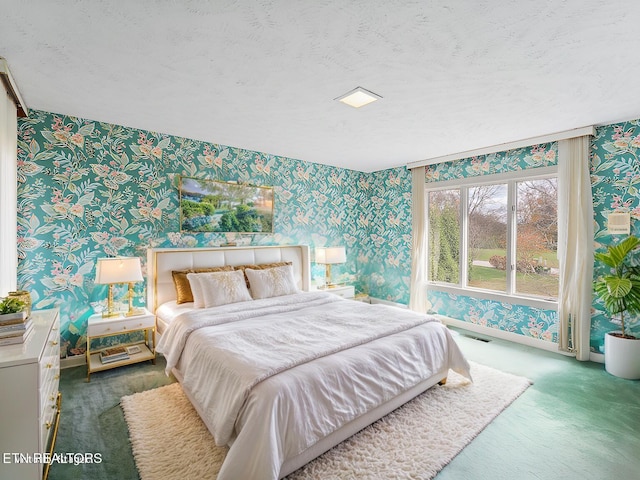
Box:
557;136;594;360
409;167;428;312
0;78;18;295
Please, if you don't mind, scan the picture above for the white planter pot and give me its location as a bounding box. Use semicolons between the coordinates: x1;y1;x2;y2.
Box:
604;331;640;380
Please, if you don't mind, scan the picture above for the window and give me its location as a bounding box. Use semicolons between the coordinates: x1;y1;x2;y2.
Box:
427;168;558;304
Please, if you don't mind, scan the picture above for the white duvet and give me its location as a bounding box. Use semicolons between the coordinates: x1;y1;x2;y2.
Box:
157;291;471;480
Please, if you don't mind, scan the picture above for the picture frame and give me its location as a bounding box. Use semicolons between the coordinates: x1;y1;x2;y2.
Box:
178;176;274;234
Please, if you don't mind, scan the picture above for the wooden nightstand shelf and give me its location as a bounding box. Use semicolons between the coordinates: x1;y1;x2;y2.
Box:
86;308;155;381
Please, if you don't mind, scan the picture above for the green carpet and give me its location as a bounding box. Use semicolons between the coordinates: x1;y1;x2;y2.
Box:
49;360;174;480
48;330;640;480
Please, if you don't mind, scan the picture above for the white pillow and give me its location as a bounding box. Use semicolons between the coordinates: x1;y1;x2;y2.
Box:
188;270;252;308
245;265;300;299
186;272;206;308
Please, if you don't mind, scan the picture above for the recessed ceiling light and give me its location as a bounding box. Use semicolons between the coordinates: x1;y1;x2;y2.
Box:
335;86;382;108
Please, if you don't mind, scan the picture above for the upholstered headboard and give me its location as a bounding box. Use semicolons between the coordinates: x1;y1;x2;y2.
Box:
146;245;311;313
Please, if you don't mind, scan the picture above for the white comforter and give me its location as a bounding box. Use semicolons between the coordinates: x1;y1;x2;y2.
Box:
157;291;470;480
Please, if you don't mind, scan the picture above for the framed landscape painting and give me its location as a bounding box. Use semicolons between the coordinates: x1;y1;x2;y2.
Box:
179;177;274;233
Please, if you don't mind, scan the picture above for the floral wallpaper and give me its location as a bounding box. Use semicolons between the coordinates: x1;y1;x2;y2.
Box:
17;110;370;357
15;109;639;357
427;290;557;341
357;168;413;303
591;120;640;352
424;142;557;183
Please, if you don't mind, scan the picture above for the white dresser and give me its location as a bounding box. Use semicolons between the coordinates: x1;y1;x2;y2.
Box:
0;308;61;480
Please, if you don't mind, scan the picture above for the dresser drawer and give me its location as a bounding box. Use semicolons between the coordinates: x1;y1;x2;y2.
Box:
39;313;60;428
40;393;58;451
88;315;155;336
0;308;60;480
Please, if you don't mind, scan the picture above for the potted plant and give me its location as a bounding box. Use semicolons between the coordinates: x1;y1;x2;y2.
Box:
593;235;640;379
0;297;27;322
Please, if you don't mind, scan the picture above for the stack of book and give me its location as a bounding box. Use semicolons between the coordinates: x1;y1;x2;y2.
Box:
100;346;130;364
0;314;33;346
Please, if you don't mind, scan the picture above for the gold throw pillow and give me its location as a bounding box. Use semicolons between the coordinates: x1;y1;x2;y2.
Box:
172;265;234;304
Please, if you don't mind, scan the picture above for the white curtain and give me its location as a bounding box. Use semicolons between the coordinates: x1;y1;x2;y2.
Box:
557;136;594;361
0;81;18;296
409;167;428;312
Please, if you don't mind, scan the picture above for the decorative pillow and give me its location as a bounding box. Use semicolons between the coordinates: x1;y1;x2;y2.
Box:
186;273;206;308
245;265;299;299
234;262;292;288
172;266;233;304
188;270;252;308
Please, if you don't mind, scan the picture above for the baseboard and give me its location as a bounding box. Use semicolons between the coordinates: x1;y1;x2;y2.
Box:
437;315;568;355
437;315;606;364
369;297;407;308
60;354;86;369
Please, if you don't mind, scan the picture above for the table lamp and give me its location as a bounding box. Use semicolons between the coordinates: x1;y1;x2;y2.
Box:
315;246;346;288
95;257;143;317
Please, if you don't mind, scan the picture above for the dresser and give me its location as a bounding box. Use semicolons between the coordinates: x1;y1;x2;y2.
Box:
0;308;61;480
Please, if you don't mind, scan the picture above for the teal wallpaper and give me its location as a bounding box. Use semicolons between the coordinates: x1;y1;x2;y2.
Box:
424;143;557;183
15;109;640;357
591;121;640;351
17;110;368;357
357;168;413;303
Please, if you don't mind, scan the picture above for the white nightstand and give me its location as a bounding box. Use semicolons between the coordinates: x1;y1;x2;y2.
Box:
86;308;155;381
321;285;355;299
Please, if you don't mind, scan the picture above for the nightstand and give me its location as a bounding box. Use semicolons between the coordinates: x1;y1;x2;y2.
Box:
322;285;355;299
86;308;155;381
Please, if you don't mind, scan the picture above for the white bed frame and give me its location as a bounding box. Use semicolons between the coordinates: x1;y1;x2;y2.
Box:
146;244;311;313
146;244;445;479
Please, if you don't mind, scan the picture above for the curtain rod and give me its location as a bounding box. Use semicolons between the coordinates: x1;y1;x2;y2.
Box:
0;57;28;117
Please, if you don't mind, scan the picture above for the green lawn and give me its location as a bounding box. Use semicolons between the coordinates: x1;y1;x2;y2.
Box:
469;265;558;298
472;248;558;268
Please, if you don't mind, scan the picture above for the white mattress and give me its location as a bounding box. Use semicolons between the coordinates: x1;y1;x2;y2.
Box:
155;301;196;335
157;292;471;480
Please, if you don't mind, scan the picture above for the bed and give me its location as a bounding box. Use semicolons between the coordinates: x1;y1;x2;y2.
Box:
148;245;471;480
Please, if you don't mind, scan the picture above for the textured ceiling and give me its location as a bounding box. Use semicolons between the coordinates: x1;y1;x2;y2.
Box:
2;1;640;172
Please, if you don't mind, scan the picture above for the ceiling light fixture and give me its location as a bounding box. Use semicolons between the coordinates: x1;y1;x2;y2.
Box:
335;86;382;108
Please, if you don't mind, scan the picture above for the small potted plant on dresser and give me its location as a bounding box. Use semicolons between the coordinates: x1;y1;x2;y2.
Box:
593;235;640;379
0;297;26;322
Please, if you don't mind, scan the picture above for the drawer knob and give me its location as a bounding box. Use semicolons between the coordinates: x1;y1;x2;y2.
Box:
54;374;60;380
51;340;59;346
46;363;52;369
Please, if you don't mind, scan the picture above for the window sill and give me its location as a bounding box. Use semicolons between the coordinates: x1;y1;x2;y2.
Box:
426;283;558;311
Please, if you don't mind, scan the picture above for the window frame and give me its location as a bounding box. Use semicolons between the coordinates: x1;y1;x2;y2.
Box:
425;166;558;311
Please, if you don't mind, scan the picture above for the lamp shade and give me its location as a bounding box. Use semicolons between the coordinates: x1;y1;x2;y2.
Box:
315;247;346;264
95;257;143;284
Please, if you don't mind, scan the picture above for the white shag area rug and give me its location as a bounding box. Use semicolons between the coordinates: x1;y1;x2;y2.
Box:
121;362;531;480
